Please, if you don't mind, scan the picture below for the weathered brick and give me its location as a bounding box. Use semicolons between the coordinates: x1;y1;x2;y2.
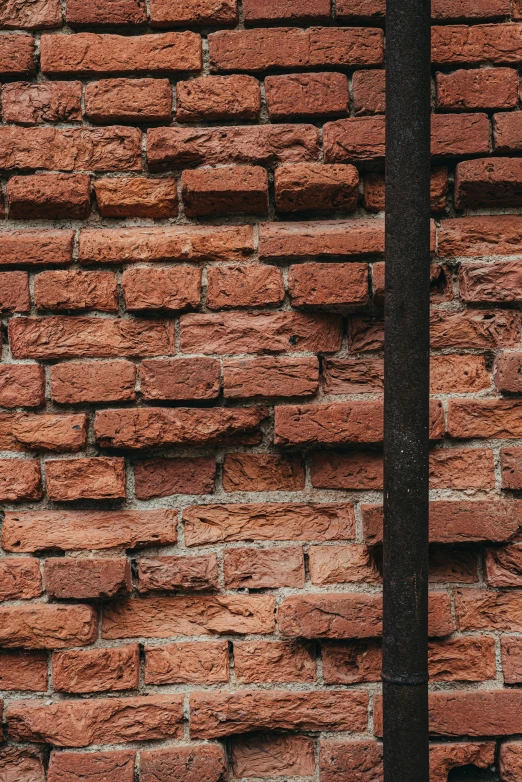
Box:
364;168;448;212
0;34;35;76
34;270;117;312
2;82;81;124
234;640;315;682
460;259;522;303
147;125;318;169
7;174;91;220
52;645;139;693
10;317;175;359
0;272;30;313
136;554;218;592
438;215;522;257
183;502;354;546
456;158;522;209
121;266;202;312
432;23;522;65
0;460;42;502
139;358;220;402
259;219;385;259
0;651;48;692
432;112;491;157
209;28;383;71
0;0;62;28
210;266;283;312
431;355;491;393
324;116;385;162
353;69;385;115
309;545;380;585
449;399;522;438
176;75;260;121
134;457;216;499
425;690;522;736
79;226;254;264
223;357;319;398
311;451;383;490
243;0;330;22
495;353;522;393
432;0;509;18
190;690;368;739
0;230;73;268
11;413;87;452
275;163;358;212
502;447;522;489
265;73;349;120
289;262;368;307
95;407;267;449
141;746;227;782
7;695;184;747
0;604;97;649
0;559;42;602
181;312;342;354
500;742;522;782
182;166;269;217
0;746;45;782
45;457;127;501
41;32;201;75
50;360;136;404
223;547;305;588
501;638;522;683
456;589;522;631
48;752;136;782
437;67;518;110
151;0;237;25
45;558;131;600
85;78;172;124
2;509;178;553
95;177;178;218
336;0;384;19
430;310;521;350
102;595;275;638
223;453;305;491
0;126;141;171
429;448;495;489
145;641;229;684
486;545;522;586
231;735;315;779
429;549;479;584
66;0;146;24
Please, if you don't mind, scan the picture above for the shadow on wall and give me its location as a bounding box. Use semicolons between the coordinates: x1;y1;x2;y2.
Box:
448;765;500;781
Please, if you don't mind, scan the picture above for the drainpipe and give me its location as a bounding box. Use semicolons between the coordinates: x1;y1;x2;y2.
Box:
383;0;431;779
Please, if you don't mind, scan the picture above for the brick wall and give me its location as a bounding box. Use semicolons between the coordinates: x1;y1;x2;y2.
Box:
1;0;522;780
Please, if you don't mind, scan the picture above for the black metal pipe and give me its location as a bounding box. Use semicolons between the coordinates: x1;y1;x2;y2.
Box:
383;0;432;779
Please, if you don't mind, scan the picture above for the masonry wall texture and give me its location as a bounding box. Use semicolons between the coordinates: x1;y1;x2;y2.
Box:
1;1;522;780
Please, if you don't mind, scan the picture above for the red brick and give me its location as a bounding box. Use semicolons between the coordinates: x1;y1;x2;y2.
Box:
7;695;183;747
456;589;522;632
500;742;522;782
0;559;42;601
275;163;358;212
2;82;81;124
0;230;73;267
353;69;385;115
322;357;384;393
52;645;139;694
182;166;268;217
432;23;522;65
265;73;349;120
209;28;383;71
429;549;479;584
289;262;368;307
456;158;522;210
0;460;42;502
495;353;522;392
309;545;380;585
145;641;229;685
431;355;491;393
336;0;384;19
12;413;87;452
0;0;61;28
429;448;495;490
190;690;368;739
502;447;522;489
45;558;131;600
311;451;383;490
50;360;136;404
176;75;260;122
147;125;318;169
223;453;305;491
34;270;117;312
2;509;177;553
322;640;381;684
324;116;385;162
7;174;90;219
0;652;47;691
0;746;45;782
364;168;448;212
243;0;330;22
438;215;522;257
0;34;35;76
363;500;521;545
486;544;522;586
0;272;30;313
41;32;201;75
0;604;97;649
224;547;305;588
85;79;172;124
95;177;178;218
151;0;237;25
139;358;219;402
10;317;175;359
183;502;354;546
95;407;267;449
260;219;385;259
79;225;254;264
449;399;522;438
134;457;216;499
121;266;201;312
102;595;275;638
431;310;521;350
48;751;136;782
207;265;284;309
223;356;319;398
141;746;227;782
501;638;522;683
437;67;518;111
45;457;127;501
460;259;522;302
231;735;315;779
0;126;141;172
181;312;342;354
432;0;509;18
234;640;315;682
426;690;522;736
432;112;491;157
67;0;145;23
137;554;218;593
515;0;522;17
0;414;26;452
